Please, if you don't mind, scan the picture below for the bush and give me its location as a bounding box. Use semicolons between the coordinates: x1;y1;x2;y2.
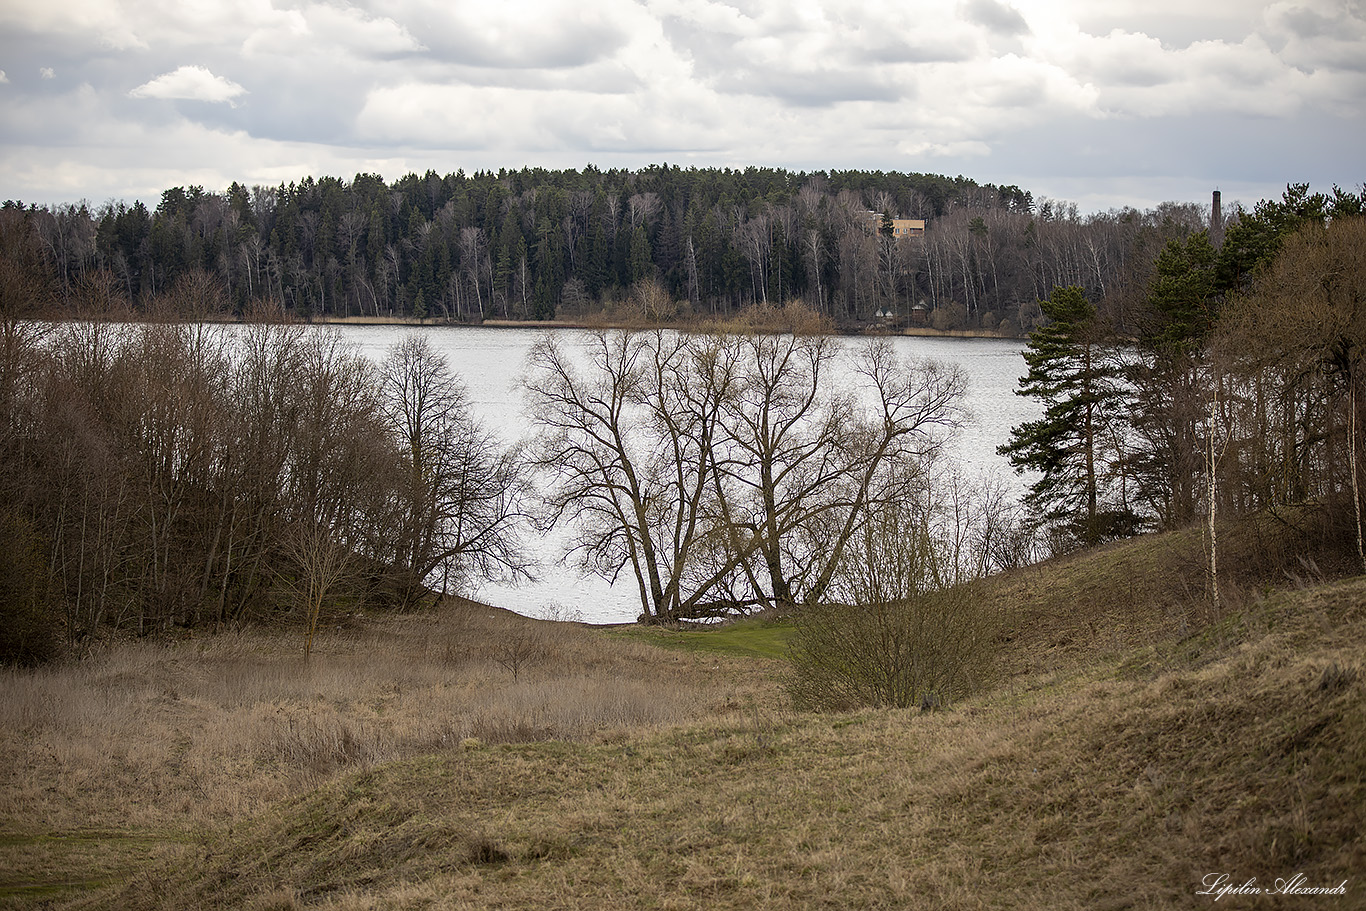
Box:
786;586;999;711
930;303;968;332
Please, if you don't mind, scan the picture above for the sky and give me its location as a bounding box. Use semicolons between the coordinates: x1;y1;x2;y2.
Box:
1;0;1362;215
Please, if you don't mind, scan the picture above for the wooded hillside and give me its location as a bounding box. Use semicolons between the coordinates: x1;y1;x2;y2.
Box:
6;166;1214;331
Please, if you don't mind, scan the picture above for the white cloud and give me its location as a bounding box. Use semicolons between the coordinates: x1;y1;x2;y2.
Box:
129;65;247;104
304;4;425;57
40;67;55;79
239;7;311;58
0;71;8;84
1264;0;1366;74
0;0;1361;212
102;0;299;53
373;0;634;68
355;77;724;154
240;2;423;59
896;138;993;159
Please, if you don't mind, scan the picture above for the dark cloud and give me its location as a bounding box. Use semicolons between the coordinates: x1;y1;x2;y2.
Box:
1277;6;1335;40
0;29;107;90
1073;11;1250;50
412;14;629;69
658;12;922;107
962;0;1029;38
657;16;743;73
990;106;1363;193
1102;64;1172;88
724;67;907;107
861;38;974;65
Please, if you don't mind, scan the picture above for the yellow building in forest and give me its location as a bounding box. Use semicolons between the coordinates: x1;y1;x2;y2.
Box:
864;211;926;238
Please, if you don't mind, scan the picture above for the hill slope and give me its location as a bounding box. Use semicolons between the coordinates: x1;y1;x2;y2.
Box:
91;575;1365;910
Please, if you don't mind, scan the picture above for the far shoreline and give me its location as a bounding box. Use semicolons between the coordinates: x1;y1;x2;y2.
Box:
34;311;1024;340
300;314;1021;340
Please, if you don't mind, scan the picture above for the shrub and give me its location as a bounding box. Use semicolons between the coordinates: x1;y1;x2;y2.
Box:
786;586;999;711
930;302;968;331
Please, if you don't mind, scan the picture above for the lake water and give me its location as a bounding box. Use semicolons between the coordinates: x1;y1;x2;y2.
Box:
332;325;1039;623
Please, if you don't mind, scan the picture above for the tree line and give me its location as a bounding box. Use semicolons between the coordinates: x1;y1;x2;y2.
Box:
0;311;530;663
6;164;1215;331
0;303;1015;657
4;178;1363;662
1000;184;1366;577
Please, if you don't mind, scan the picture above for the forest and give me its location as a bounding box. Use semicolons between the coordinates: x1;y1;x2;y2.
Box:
1;173;1364;661
3;164;1219;332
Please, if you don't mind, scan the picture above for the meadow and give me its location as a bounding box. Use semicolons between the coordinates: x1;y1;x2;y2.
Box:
1;522;1362;910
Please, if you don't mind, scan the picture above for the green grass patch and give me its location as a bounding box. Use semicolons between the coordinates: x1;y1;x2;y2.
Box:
604;616;797;659
0;829;193;905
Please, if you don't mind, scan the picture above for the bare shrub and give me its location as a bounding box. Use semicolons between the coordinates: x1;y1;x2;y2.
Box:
256;703;391;775
787;586;999;711
490;625;548;682
930;302;968;331
538;600;583;623
790;460;1005;711
629;277;676;322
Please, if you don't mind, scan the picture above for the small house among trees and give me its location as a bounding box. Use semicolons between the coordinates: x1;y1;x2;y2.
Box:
864;211;926;238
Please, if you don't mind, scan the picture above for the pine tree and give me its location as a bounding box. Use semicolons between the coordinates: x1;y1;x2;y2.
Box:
628;224;653;284
999;286;1135;550
1127;232;1217;527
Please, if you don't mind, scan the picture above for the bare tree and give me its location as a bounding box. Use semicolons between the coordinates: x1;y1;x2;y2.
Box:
379;335;531;602
525;330;741;622
458;227;487;319
712;330;965;609
526;324;965;621
1218;216;1366;572
282;515;358;658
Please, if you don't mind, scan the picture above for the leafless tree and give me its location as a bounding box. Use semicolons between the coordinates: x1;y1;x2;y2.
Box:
282;514;358;658
525;324;965;621
712;330;965;609
1218;216;1366;572
525;330;743;622
459;227;487;319
379;335;532;602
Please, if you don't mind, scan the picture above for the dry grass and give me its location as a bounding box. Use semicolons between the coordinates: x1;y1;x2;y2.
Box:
2;551;1363;910
60;577;1366;911
0;598;779;906
982;507;1359;682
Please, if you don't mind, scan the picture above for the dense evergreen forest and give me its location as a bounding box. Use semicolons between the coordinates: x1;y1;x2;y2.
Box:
3;164;1222;331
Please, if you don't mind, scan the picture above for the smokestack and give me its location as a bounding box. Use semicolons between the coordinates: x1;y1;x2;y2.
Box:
1212;190;1224;242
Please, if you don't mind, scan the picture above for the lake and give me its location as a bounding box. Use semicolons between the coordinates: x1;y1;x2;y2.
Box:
332;325;1039;624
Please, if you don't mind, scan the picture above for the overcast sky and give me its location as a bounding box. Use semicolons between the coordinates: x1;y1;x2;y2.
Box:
1;0;1362;214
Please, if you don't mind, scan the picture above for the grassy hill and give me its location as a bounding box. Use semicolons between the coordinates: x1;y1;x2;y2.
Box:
1;519;1362;910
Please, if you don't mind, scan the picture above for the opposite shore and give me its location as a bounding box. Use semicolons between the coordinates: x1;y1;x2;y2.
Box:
283;313;1021;340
